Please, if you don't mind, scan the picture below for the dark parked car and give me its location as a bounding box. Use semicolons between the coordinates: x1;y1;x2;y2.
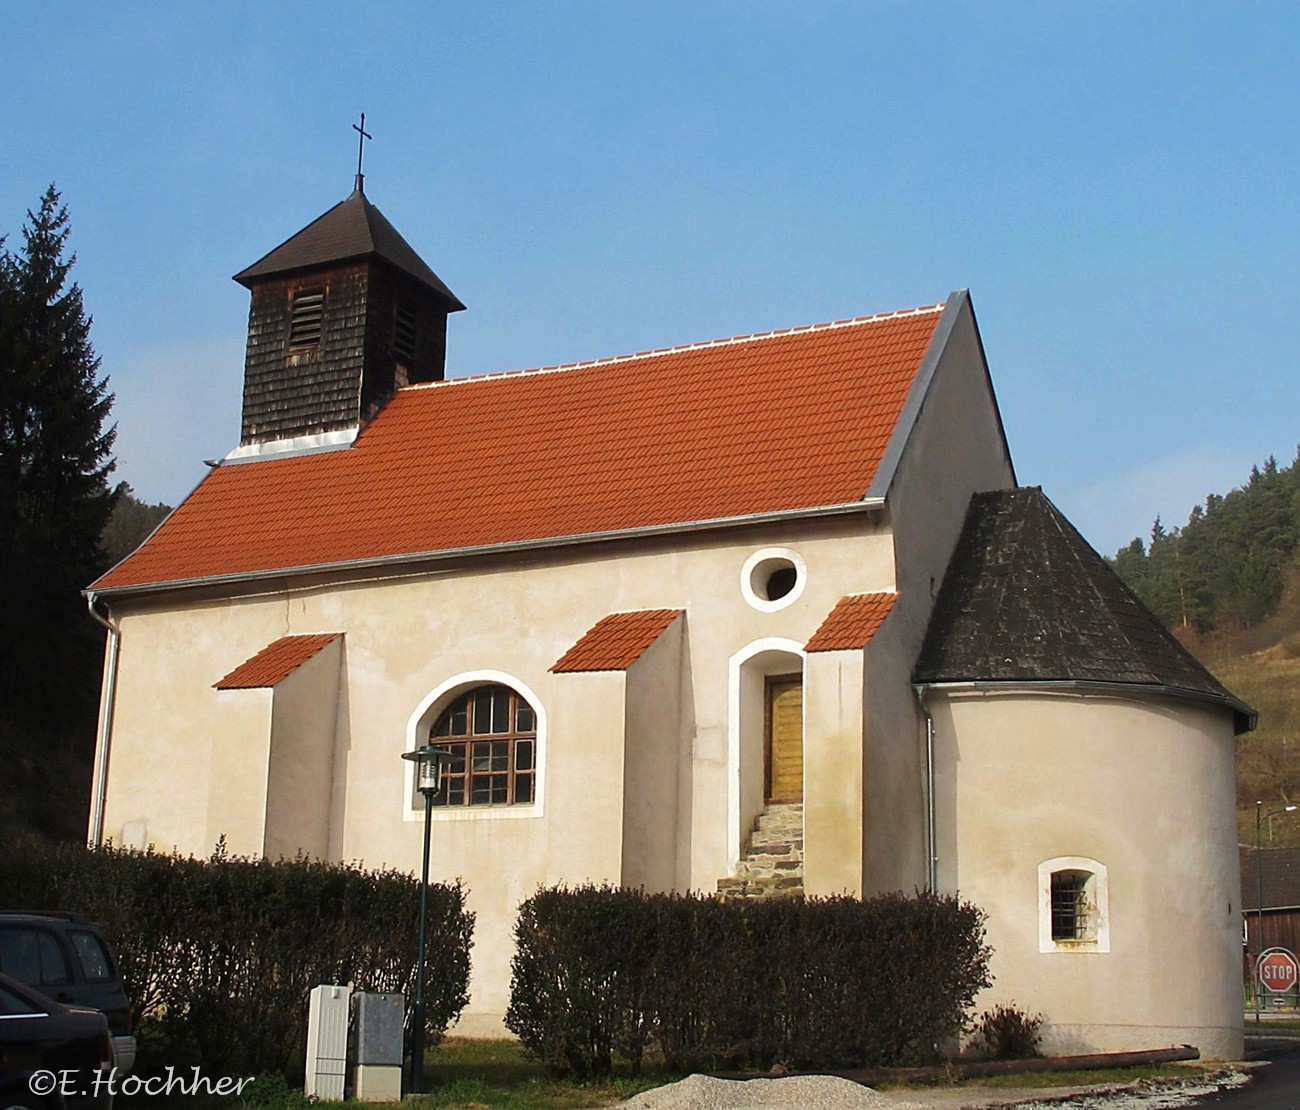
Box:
0;971;113;1110
0;915;133;1075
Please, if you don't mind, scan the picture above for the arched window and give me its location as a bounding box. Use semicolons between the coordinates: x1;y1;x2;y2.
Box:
1038;857;1110;952
429;684;536;807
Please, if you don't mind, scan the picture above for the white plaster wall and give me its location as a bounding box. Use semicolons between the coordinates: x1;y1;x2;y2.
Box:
803;650;865;896
931;688;1243;1060
97;515;897;1031
621;615;685;892
864;296;1016;895
265;638;343;860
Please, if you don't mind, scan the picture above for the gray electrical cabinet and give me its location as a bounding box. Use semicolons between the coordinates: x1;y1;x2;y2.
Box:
352;991;404;1100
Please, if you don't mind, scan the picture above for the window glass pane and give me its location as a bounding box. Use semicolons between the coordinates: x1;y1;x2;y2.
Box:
490;778;508;804
37;933;70;986
515;740;533;772
1050;872;1088;941
472;742;492;772
471;778;492;805
515;773;533;804
516;703;536;733
70;932;112;984
0;930;40;984
446;780;465;806
433;698;469;737
490;689;510;733
490;741;509;772
445;743;466;775
472;690;495;734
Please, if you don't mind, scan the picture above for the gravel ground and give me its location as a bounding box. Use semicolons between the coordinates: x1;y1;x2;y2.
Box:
618;1069;1253;1110
621;1074;932;1109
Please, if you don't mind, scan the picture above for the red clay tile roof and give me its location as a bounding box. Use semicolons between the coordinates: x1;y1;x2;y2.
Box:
214;633;341;689
805;593;898;653
552;610;684;673
95;304;944;592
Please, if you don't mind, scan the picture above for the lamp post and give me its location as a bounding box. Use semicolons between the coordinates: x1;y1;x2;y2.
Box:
1254;800;1298;1025
401;743;451;1094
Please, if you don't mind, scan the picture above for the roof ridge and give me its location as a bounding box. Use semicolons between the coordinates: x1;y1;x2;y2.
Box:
407;302;946;392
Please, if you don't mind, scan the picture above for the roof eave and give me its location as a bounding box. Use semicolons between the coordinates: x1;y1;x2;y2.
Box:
233;250;466;309
86;497;886;601
913;677;1257;735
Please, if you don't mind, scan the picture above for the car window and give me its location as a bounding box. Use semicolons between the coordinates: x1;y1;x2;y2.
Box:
70;930;114;983
0;982;43;1016
37;931;72;986
0;928;71;988
0;929;41;983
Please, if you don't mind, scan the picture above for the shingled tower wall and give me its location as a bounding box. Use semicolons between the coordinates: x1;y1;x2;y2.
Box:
232;182;463;449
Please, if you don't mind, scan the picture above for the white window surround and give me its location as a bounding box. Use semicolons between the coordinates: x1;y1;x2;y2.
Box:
727;638;806;870
740;547;808;612
1038;856;1110;953
403;670;547;822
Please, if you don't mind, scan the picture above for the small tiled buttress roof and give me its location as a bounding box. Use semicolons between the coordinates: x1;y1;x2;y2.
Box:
214;633;340;689
805;593;898;652
913;487;1255;732
232;186;464;310
552;610;684;673
94;301;947;593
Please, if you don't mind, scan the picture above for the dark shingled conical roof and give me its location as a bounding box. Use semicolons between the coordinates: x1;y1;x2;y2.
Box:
914;486;1255;732
233;184;465;310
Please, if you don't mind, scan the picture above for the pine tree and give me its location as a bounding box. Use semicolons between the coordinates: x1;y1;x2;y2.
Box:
0;186;118;725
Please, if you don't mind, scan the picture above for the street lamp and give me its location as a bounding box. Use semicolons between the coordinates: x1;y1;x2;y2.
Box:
401;743;452;1094
1254;800;1298;1025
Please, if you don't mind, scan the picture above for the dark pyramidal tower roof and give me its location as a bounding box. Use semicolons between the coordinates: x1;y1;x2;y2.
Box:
914;486;1255;732
233;182;464;310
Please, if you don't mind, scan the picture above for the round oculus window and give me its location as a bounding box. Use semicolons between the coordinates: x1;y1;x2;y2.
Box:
741;548;807;612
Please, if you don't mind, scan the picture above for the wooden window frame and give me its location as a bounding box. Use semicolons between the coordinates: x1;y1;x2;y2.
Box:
429;685;537;808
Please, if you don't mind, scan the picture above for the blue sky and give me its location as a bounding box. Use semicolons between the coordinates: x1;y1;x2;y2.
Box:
4;2;1297;556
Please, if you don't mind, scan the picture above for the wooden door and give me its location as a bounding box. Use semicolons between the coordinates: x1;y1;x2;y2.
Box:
765;676;803;803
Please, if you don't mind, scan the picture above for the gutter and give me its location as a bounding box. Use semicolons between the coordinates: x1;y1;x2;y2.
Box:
913;685;938;892
917;678;1257;735
88;497;886;600
85;592;119;848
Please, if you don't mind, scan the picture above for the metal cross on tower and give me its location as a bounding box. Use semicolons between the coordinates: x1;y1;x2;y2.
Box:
353;113;373;191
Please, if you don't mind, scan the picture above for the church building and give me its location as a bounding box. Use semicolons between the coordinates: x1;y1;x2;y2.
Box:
87;179;1253;1057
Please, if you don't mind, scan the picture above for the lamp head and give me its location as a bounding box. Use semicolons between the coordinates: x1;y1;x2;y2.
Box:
402;744;452;796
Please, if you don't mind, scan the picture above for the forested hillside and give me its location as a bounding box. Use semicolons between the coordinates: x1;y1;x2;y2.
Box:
1108;450;1300;847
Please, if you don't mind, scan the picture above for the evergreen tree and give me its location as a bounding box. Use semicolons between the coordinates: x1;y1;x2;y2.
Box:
101;485;171;567
0;186;117;726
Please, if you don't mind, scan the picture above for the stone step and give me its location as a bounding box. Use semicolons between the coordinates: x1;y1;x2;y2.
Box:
755;805;803;832
749;828;803;851
719;803;805;900
716;874;805;901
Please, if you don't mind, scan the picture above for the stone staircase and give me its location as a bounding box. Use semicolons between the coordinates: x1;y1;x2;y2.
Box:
716;803;804;900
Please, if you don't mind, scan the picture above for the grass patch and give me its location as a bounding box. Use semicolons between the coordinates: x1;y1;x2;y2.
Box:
1246;1016;1300;1031
407;1038;669;1109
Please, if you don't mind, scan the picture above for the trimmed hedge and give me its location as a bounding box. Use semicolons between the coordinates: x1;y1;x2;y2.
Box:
0;838;474;1077
507;886;991;1076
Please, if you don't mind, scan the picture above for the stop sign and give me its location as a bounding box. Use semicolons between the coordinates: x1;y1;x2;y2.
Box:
1258;949;1299;993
